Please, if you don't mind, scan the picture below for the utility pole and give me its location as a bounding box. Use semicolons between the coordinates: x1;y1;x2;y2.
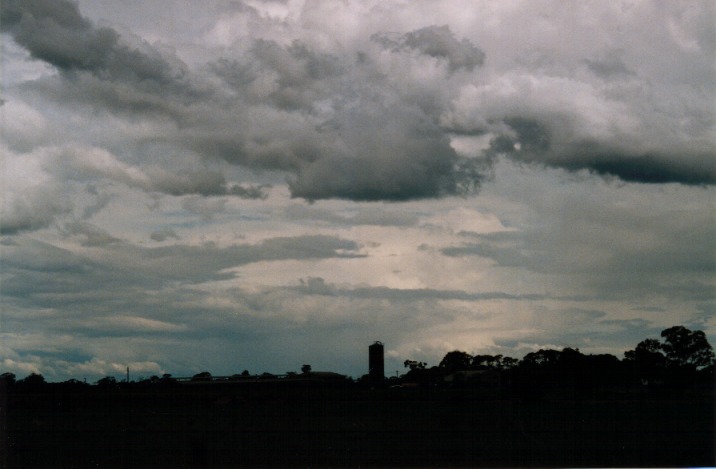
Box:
126;366;129;383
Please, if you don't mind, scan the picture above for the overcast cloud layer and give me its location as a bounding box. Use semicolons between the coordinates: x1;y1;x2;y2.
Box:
1;0;714;380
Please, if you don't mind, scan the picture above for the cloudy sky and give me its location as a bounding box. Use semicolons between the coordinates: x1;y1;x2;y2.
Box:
1;0;714;381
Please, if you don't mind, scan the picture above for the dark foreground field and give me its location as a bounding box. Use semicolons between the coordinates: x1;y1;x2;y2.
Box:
5;382;714;468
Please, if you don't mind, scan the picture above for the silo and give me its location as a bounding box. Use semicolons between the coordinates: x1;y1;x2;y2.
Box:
368;341;384;380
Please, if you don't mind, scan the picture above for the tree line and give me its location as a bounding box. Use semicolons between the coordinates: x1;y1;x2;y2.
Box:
2;325;714;395
399;325;714;395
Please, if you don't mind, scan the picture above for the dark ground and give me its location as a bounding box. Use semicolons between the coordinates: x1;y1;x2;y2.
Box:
4;381;715;468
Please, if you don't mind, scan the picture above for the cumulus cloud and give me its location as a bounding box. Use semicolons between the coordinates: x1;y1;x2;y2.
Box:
5;0;712;208
1;1;491;202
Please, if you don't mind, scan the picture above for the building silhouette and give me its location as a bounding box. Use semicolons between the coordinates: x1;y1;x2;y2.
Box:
368;341;384;381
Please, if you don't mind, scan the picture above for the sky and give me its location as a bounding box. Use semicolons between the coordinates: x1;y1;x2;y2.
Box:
1;0;714;382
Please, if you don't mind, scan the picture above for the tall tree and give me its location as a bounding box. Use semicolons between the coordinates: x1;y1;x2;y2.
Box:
624;338;667;368
660;326;715;369
439;351;472;371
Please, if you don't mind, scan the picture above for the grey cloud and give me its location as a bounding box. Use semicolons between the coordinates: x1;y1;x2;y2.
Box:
147;168;230;196
292;277;568;302
5;0;713;215
81;185;114;220
181;196;226;221
441;184;715;301
372;25;485;72
208;37;490;201
210;40;340;111
26;71;191;121
445;223;715;282
1;0;192;93
484;117;716;185
2;0;714;383
228;183;270;199
239;39;344;111
496;312;652;354
150;228;180;242
349;209;419;226
584;56;635;79
45;145;271;200
284;204;419;227
442;232;533;268
287;105;478;201
1;185;72;235
4;0;490;202
565;152;716;185
139;171;269;199
0;234;371;379
113;235;365;285
61;220;122;247
0;235;365;312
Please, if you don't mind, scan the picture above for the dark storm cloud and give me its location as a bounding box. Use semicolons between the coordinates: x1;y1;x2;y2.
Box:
1;0;206;148
2;0;490;202
1;0;192;93
207;32;488;201
568;153;716;185
3;0;713;214
287;105;467;201
483;117;716;185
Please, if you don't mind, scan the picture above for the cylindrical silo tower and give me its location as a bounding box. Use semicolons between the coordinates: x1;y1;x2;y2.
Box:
369;341;384;381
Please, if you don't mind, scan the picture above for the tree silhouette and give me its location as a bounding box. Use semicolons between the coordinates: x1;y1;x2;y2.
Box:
17;373;46;390
96;376;118;388
0;372;16;386
191;371;212;381
624;338;667;369
660;326;715;369
439;351;472;371
520;349;562;368
403;360;427;371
